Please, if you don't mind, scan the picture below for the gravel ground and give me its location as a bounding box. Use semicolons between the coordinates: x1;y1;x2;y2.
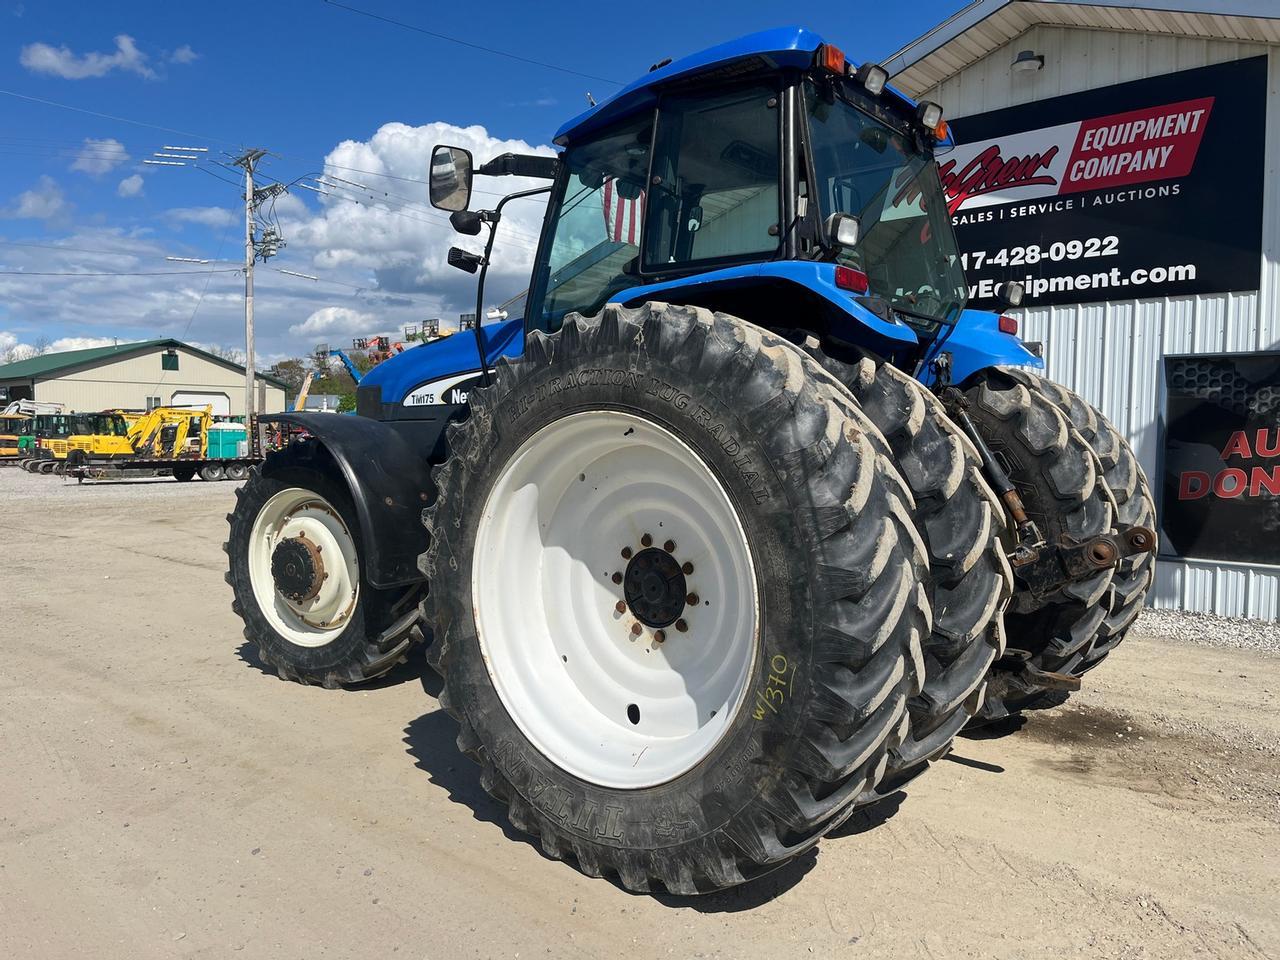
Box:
1136;607;1280;656
1;466;1277;960
0;463;242;504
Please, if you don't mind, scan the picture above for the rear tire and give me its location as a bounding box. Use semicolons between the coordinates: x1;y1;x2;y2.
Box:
420;303;929;894
961;367;1115;719
200;463;226;482
225;462;249;481
224;455;420;687
172;464;196;482
798;344;1011;786
1031;380;1156;673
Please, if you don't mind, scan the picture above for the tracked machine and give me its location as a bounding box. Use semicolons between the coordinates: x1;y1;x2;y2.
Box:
224;27;1156;894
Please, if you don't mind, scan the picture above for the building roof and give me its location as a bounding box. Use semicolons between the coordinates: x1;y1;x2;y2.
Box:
884;0;1280;96
0;337;288;388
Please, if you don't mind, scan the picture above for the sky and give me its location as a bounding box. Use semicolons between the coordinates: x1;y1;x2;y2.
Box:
0;0;966;365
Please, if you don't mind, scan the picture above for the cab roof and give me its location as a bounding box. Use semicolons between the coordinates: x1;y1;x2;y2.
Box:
553;25;924;146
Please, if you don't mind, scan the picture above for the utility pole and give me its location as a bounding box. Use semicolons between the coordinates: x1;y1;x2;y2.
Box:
233;148;266;447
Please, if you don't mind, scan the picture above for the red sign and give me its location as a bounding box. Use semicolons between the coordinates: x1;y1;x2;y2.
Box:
939;97;1215;215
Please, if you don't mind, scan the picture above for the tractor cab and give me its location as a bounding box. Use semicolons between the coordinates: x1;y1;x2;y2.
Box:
427;27;1015;379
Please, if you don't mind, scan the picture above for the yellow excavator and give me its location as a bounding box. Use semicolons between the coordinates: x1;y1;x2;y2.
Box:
124;405;212;459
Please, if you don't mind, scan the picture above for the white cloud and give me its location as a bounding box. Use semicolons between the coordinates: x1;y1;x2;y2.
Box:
50;336;117;351
3;176;69;220
117;173;144;198
167;206;237;228
70;137;129;175
287;121;553;314
289;306;377;339
0;121;555;367
170;44;199;64
20;34;155;80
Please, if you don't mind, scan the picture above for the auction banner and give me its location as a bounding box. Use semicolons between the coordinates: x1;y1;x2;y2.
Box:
944;57;1267;308
1162;354;1280;564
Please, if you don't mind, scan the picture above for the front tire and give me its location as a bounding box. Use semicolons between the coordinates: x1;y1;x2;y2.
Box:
224;458;420;687
420;304;929;894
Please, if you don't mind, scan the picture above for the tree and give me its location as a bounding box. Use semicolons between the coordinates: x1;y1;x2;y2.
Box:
268;358;309;407
1;336;50;365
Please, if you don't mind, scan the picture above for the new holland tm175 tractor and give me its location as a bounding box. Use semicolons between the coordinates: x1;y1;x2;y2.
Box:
225;27;1156;894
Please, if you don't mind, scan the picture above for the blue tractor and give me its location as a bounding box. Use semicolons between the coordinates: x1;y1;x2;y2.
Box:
224;27;1156;894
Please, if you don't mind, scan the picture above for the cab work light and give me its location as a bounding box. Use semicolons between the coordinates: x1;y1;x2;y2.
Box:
855;62;888;96
834;265;869;294
817;44;846;75
917;100;944;132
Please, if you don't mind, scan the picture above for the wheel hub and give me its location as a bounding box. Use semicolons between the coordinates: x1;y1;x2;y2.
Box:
270;533;326;605
623;547;686;628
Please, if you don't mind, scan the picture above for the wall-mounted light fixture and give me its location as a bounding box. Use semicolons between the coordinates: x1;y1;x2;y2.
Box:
1012;49;1045;73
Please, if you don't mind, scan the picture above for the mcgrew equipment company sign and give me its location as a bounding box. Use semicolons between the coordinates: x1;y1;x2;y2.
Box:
944;56;1267;308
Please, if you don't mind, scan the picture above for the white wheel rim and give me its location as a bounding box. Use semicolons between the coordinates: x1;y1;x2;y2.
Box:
473;410;758;790
248;487;360;647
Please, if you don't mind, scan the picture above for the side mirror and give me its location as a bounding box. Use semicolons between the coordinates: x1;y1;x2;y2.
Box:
430;145;473;212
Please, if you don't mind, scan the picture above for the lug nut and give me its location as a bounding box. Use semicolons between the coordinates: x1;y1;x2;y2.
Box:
631;623;642;636
615;600;626;614
653;630;665;644
686;593;699;606
621;546;632;559
681;562;694;575
663;539;676;553
641;533;653;547
675;618;688;633
611;571;623;584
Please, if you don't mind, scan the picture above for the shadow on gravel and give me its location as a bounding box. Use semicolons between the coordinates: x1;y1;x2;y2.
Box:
233;641;425;689
403;698;856;911
402;709;528;848
960;714;1028;740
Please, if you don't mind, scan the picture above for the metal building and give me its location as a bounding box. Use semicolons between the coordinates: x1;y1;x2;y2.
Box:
0;338;287;417
888;0;1280;618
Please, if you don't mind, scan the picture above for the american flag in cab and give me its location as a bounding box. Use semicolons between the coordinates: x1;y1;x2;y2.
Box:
602;178;643;245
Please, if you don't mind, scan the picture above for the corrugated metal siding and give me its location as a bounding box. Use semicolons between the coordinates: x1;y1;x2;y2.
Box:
891;4;1280;95
920;27;1280;618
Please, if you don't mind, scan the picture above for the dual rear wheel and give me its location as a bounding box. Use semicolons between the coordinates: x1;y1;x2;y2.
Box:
421;303;1016;893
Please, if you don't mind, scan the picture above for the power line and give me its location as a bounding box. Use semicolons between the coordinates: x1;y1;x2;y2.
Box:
321;0;622;86
0;89;543;201
0;88;232;147
0;268;240;276
0;239;156;257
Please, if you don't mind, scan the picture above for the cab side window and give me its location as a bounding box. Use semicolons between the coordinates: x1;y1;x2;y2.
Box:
644;84;780;269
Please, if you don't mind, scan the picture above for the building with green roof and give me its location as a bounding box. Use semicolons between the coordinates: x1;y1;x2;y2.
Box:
0;338;286;416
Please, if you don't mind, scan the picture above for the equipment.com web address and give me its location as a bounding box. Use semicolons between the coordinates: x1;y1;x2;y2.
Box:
969;262;1198;302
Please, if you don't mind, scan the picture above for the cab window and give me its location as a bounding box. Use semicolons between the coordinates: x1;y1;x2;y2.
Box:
643;83;780;270
534;114;653;333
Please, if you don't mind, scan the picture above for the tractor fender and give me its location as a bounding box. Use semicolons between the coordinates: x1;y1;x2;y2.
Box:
613;262;921;356
933;309;1045;387
260;413;432;589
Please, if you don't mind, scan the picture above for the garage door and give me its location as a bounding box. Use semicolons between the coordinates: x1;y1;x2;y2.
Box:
170;391;231;416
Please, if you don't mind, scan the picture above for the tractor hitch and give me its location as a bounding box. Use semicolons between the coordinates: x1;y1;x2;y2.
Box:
996;649;1082;692
1010;525;1158;599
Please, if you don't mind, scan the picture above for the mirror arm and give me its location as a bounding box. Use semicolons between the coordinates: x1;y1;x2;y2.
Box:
477;153;561;180
471;185;553;387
